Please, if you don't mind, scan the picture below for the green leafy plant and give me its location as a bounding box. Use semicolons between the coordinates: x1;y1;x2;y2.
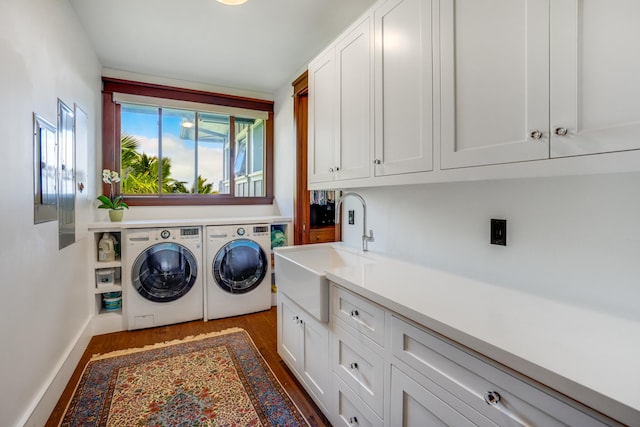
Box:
97;169;129;210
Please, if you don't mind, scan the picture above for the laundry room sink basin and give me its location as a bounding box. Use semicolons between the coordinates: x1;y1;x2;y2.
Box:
274;244;377;322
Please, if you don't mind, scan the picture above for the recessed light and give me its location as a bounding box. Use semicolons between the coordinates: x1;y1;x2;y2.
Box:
216;0;248;5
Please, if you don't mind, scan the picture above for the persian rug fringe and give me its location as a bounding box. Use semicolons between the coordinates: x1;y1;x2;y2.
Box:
89;327;245;360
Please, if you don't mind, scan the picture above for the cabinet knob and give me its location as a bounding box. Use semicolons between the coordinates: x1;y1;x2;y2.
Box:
335;166;340;171
373;159;381;165
554;127;568;136
349;416;358;424
350;309;359;317
292;315;299;321
329;167;334;172
484;391;501;406
349;362;359;370
530;130;543;140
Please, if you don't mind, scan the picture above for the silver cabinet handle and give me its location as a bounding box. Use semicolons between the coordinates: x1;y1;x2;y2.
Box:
373;159;381;165
530;130;543;140
555;127;568;136
349;416;358;424
350;309;359;317
484;391;501;406
349;362;359;370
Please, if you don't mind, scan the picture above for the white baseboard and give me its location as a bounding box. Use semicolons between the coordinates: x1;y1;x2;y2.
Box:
19;317;92;427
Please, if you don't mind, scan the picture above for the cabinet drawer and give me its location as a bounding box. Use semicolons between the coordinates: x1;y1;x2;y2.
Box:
391;316;615;427
333;324;384;417
332;374;383;427
309;226;336;243
331;284;385;346
390;365;493;427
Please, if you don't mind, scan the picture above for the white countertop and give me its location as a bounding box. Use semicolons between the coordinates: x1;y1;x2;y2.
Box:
88;215;291;230
324;246;640;426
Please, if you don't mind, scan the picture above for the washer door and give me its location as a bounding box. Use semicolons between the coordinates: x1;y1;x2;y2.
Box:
132;242;198;302
213;239;268;294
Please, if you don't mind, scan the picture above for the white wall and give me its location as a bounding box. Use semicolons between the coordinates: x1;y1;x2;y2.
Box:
0;1;101;425
338;173;640;322
272;77;298;219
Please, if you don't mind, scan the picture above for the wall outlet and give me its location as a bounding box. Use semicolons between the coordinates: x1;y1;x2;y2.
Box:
348;210;355;225
491;219;507;246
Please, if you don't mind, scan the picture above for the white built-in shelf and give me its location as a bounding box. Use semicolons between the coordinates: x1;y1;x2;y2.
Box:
94;283;122;295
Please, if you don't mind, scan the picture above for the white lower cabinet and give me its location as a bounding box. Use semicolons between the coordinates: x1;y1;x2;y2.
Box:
331;284;386;347
332;374;383;427
277;292;330;415
390;365;491;427
390;315;617;427
278;283;622;426
332;323;385;418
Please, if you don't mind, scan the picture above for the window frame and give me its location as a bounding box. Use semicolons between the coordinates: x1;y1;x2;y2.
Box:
102;77;274;206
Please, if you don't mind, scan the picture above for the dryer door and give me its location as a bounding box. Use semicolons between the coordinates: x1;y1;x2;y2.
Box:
213;239;268;294
132;242;198;302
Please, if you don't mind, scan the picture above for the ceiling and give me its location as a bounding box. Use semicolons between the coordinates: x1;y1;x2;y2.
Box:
69;0;377;95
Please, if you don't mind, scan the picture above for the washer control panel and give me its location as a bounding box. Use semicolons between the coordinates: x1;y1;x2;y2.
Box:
253;225;269;236
152;227;201;241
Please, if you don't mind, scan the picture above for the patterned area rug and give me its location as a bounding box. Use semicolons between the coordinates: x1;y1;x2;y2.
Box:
60;328;309;426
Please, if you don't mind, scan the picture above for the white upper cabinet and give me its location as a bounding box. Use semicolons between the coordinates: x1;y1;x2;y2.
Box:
308;16;372;185
335;16;373;181
373;0;434;176
550;0;640;158
308;46;337;184
308;0;640;189
441;0;640;169
440;0;550;169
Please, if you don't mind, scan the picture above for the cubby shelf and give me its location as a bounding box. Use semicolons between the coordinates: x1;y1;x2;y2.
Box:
91;230;124;334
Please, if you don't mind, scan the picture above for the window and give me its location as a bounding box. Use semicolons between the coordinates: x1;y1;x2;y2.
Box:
102;77;274;206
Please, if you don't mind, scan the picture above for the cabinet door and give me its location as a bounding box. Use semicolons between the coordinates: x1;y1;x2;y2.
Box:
550;0;640;157
308;46;337;184
332;374;383;427
333;324;384;417
278;295;302;369
389;366;481;427
335;16;372;181
301;313;330;410
374;0;434;176
440;0;550;168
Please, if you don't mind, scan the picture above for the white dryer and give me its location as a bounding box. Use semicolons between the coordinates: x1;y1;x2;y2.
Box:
206;224;272;319
124;227;203;330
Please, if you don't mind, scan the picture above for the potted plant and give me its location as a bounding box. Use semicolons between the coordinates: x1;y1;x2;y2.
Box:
97;169;129;222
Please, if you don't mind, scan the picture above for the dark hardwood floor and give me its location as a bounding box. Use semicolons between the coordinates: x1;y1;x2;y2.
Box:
46;307;332;427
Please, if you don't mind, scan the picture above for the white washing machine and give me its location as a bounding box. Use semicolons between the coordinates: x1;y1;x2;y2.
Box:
206;224;272;319
124;227;203;330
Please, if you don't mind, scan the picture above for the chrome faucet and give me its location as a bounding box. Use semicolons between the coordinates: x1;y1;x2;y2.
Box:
335;192;375;252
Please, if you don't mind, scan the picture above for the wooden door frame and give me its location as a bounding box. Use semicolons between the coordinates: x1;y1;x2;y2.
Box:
292;71;341;245
293;72;310;245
